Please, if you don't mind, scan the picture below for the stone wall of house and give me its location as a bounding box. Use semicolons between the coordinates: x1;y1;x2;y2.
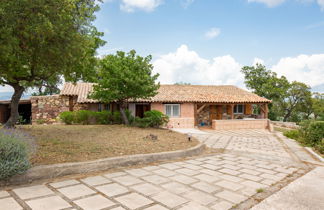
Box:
30;95;70;124
31;95;92;124
197;105;210;126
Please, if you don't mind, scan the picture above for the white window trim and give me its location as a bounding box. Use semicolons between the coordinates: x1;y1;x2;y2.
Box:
234;104;244;114
164;104;181;118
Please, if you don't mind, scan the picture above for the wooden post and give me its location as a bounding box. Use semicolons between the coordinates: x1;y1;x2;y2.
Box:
264;103;268;119
194;103;198;127
231;104;234;119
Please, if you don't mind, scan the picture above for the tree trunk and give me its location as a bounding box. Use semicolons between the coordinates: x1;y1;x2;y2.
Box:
4;85;25;128
119;102;129;125
283;111;291;122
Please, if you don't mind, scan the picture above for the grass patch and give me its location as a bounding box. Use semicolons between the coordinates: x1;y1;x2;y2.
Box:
256;188;264;193
20;125;199;165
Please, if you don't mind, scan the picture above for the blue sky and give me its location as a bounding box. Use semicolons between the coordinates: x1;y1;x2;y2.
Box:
1;0;324;94
94;0;324;90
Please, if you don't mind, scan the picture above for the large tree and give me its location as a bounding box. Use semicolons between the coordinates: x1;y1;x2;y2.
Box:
91;50;160;124
241;64;290;120
0;0;104;127
280;81;312;122
312;92;324;120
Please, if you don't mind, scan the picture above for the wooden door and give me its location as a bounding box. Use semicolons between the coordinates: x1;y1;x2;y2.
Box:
209;105;217;122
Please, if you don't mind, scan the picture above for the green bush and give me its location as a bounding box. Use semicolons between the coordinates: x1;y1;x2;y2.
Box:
74;110;92;124
95;111;112;124
283;129;300;141
59;110;139;125
300;121;324;146
0;129;31;180
59;111;74;124
112;111;122;124
136;110;169;128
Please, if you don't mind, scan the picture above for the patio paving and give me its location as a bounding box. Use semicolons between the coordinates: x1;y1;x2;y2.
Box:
1;129;317;210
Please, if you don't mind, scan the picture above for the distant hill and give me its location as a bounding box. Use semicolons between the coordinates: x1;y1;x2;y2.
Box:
0;92;31;100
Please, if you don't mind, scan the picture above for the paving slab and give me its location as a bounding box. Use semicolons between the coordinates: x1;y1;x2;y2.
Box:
151;191;188;208
178;202;210;210
130;183;162;196
81;175;111;186
74;194;115;210
26;195;71;210
0;197;23;210
0;191;10;198
96;183;129;197
13;185;54;200
182;190;217;205
49;179;80;188
252;167;324;210
57;184;96;200
115;192;153;209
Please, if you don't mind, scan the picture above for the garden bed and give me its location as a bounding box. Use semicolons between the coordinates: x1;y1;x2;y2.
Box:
20;125;198;165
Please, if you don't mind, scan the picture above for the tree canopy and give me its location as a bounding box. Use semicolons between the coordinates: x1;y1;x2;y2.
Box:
0;0;105;127
91;50;160;124
241;64;313;122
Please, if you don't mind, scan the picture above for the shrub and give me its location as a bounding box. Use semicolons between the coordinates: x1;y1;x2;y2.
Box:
299;120;324;146
112;111;122;124
95;111;112;124
0;129;31;180
136;110;169;128
74;110;92;125
59;111;74;124
283;130;300;141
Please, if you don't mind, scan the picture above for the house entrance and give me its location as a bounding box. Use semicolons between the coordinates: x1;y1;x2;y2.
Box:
135;104;150;118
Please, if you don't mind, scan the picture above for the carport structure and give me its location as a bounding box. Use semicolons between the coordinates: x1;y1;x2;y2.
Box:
0;99;31;124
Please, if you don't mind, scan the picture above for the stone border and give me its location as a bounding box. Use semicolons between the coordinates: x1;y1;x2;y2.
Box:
305;147;324;162
3;143;205;185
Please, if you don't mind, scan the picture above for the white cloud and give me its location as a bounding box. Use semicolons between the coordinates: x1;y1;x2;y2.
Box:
271;54;324;87
153;45;324;89
152;45;244;87
247;0;286;7
317;0;324;10
204;28;221;40
0;85;13;93
120;0;163;12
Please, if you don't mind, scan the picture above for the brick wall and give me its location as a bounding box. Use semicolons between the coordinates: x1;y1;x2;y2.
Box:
212;119;270;130
151;102;195;128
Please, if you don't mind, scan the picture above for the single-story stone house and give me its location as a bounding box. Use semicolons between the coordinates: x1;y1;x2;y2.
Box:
29;83;271;129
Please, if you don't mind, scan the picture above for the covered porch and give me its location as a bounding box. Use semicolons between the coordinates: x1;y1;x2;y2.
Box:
194;103;269;130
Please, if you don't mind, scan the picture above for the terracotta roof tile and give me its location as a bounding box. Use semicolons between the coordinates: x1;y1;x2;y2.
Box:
60;83;271;104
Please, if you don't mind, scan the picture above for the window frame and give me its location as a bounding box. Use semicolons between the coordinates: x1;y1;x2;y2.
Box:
234;104;244;114
164;104;181;118
104;104;110;111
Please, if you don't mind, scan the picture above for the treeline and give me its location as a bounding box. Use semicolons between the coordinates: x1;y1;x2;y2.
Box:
241;64;324;122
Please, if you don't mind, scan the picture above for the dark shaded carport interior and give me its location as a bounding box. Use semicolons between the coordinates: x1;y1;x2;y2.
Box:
0;99;31;124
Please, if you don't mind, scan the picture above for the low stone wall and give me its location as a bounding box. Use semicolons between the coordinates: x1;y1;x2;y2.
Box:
212;119;269;130
31;95;70;124
167;118;195;128
271;121;299;129
3;143;205;185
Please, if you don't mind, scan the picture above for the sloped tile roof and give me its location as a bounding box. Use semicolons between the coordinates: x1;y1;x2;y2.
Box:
60;83;271;104
60;82;97;103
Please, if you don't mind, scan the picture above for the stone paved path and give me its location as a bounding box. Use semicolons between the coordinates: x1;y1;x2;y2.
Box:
0;129;315;210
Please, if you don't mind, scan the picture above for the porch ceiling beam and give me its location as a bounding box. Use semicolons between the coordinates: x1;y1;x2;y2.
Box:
197;104;207;113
